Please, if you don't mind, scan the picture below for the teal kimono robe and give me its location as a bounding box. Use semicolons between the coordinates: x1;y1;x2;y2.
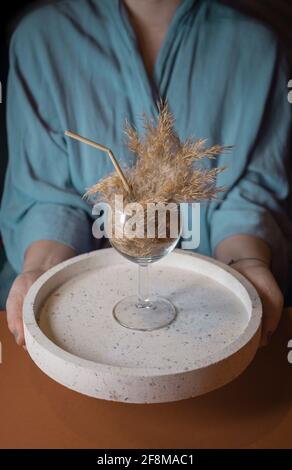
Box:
1;0;291;286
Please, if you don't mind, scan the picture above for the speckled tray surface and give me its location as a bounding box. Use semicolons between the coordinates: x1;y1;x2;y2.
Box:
23;248;262;403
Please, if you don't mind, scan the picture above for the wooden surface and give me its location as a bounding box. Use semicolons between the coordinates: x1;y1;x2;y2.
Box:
0;309;292;449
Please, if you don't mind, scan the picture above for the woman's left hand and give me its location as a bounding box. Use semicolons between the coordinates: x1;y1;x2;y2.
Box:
231;259;284;346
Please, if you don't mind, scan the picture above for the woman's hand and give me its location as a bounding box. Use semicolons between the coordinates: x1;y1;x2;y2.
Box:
6;269;45;346
215;234;284;346
230;259;284;346
6;240;76;346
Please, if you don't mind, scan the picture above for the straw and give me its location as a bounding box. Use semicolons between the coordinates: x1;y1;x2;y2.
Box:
64;130;132;195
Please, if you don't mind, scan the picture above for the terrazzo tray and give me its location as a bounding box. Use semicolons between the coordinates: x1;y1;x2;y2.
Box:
23;248;262;403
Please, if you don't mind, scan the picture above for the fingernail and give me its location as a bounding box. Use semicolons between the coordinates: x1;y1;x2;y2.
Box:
13;329;19;343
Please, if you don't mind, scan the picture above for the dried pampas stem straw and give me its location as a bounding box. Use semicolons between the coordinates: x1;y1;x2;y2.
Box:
64;130;132;196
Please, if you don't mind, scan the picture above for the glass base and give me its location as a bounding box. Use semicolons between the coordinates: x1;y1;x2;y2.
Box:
113;295;177;331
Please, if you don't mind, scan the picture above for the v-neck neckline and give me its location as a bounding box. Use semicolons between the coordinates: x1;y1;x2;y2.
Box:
117;0;197;112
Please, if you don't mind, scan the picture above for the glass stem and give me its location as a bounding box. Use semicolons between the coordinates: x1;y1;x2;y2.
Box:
138;263;150;308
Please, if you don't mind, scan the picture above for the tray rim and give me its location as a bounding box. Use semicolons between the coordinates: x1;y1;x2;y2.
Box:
23;248;262;378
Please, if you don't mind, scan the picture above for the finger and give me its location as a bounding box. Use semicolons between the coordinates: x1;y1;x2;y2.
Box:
260;291;283;346
6;291;25;346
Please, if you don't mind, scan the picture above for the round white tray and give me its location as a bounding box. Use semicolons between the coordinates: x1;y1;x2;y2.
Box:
23;248;262;403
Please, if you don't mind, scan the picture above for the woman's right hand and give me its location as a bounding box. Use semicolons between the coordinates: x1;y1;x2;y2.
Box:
6;240;76;346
